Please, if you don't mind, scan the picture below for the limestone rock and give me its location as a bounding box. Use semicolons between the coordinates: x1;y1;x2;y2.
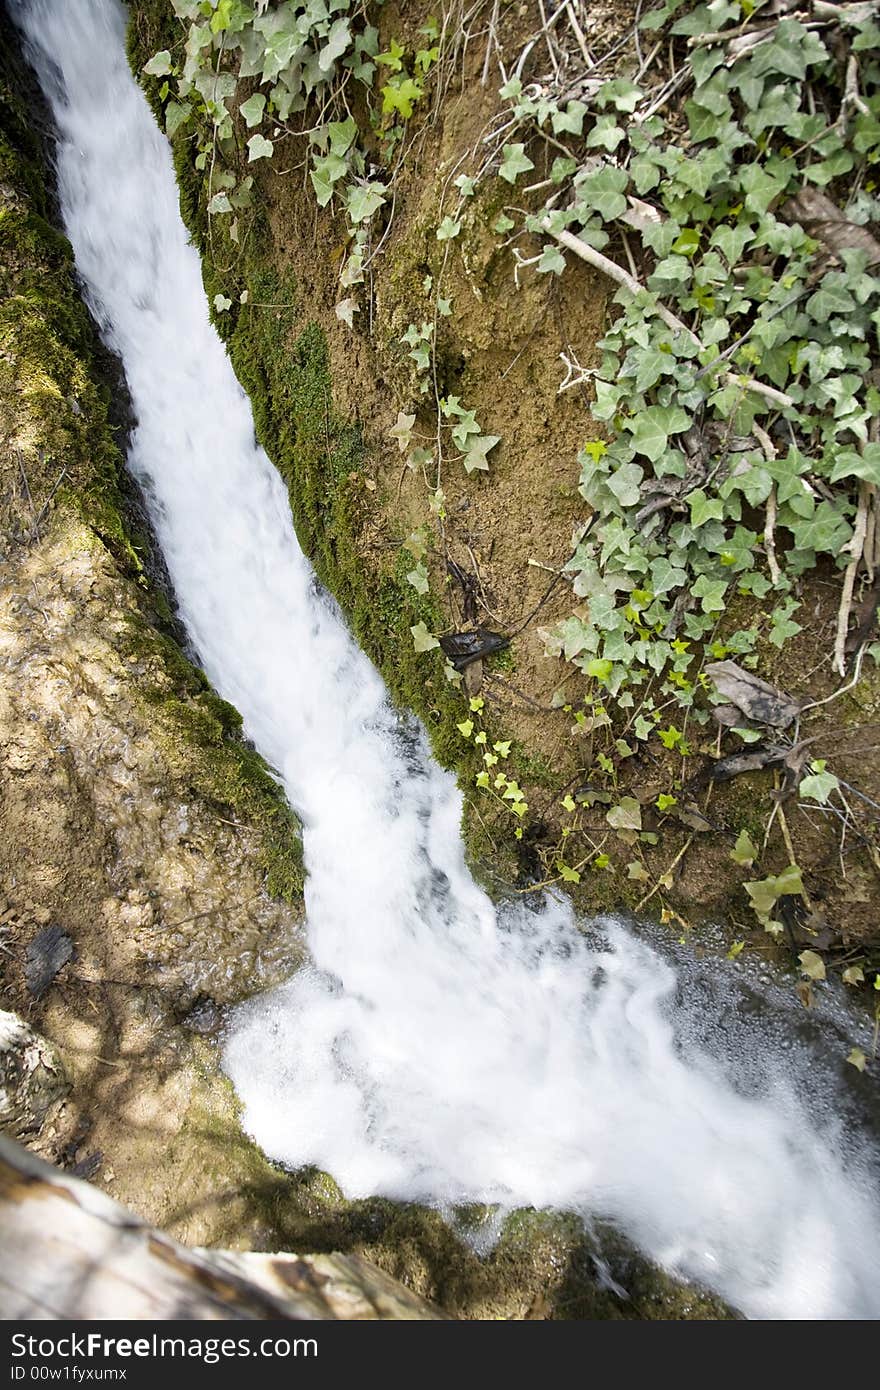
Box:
0;1010;68;1137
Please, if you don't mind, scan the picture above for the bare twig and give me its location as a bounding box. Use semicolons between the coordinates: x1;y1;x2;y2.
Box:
764;486;782;586
834;481;870;676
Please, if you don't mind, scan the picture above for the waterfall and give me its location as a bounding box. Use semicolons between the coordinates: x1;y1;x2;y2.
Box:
13;0;880;1319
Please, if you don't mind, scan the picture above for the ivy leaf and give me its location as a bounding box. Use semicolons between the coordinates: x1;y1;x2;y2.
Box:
847;1047;867;1072
798;760;840;804
451;410;480;449
537;245;566;275
626;405;690;462
165;101;191;138
493;212;515;234
239;93;266;128
247;133;274;162
552;100;588;136
335;297;358;328
411;621;440;653
326;117;357;157
730;829;758;867
143;50;173;77
389;411;416;452
842;965;865;986
829;443;880;486
606;461;644;507
692;575;727;613
436;216;461;240
375;38;405;72
799;949;826;982
208;192;232;215
577;164;629;221
688;488;724;528
462;434;501;473
806;282;857;322
607;797;642;831
319;18;352;73
586;116;626;152
650;557;687;595
347;182;387;223
406;562;430;595
789;503;851;555
382;76;423;118
499;143;535;184
213;293;232;313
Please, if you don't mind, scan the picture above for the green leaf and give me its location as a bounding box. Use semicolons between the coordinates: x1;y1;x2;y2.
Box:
436;215;461;241
499;143;535;184
213;293;232;313
688;488;724;528
247;133;274;162
692;575;727;613
143;50;173;77
319;18;352;73
552;100;588;136
606;461;644;507
650;557;687;595
537;245;566;275
607;797;642;831
239;93;266;128
406;562;429;595
382;76;423;118
806;282;857;322
375;38;405;71
586;115;625;152
347;182;388;223
462;434;501;473
165;101;191;138
411;621;440;653
327;117;358;156
829;444;880;486
577;164;628;221
730;829;758;867
798;760;840;804
625;405;690;462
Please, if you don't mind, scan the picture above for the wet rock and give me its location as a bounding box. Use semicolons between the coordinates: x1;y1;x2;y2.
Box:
0;1011;68;1138
181;996;222;1035
25;924;74;998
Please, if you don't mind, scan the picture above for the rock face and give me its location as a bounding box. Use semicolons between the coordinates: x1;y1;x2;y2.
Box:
0;1010;68;1137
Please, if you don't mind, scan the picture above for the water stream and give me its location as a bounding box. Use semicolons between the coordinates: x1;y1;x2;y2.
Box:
14;0;880;1319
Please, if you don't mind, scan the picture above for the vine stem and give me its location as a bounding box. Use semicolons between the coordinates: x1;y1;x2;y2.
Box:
833;480;871;675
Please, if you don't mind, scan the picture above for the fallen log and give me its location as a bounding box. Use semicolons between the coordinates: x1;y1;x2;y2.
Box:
0;1136;446;1320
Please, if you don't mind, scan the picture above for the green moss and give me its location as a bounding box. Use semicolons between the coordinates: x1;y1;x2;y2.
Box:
0;10;304;907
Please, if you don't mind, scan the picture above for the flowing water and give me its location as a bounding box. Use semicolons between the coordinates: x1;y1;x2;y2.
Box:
14;0;880;1319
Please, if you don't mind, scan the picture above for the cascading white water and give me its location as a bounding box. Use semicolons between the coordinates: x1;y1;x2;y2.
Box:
15;0;880;1319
